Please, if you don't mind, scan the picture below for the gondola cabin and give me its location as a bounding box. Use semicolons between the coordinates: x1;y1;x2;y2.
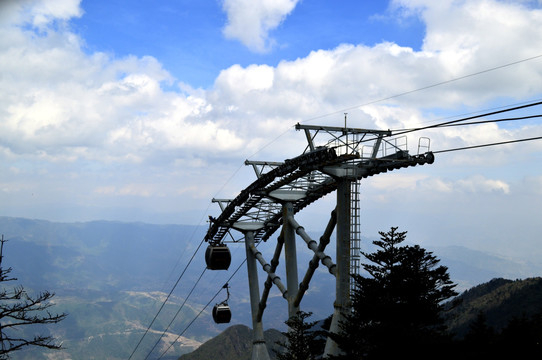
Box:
205;244;231;270
212;303;232;324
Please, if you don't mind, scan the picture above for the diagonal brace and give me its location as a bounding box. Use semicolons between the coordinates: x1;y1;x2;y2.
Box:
257;231;285;322
247;238;288;299
294;209;337;307
285;212;337;277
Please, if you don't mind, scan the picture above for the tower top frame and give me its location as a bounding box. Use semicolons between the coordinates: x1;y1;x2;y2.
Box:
205;123;434;246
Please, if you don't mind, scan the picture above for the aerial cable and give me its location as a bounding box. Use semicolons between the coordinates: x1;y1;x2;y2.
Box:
158;204;211;299
141;54;542;360
156;259;248;360
143;268;207;360
298;53;542;124
321;101;542;152
433;135;542;154
152;130;542;360
392;100;542;136
435;114;542;128
390;97;542;131
243;55;542;164
129;157;253;358
392;114;542;134
127;237;206;360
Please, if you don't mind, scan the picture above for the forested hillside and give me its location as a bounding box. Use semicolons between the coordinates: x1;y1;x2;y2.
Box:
178;325;284;360
446;277;542;337
1;217;541;359
180;277;542;359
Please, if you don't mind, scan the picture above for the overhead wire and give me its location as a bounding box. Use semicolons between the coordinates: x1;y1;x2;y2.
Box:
128;143;253;360
145;103;542;360
127;237;206;360
150;101;542;359
156;258;248;360
131;53;542;360
316;100;542;152
297;53;542;124
128;168;249;359
386;97;542;132
433;135;542;154
147;115;542;360
386;100;542;153
143;268;207;360
430;114;542;128
152;109;542;360
391;100;542;136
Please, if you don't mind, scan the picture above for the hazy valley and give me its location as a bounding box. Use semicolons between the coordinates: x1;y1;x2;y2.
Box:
1;216;541;359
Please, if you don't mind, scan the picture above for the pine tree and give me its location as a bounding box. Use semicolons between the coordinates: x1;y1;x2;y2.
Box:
275;311;323;360
329;227;457;359
0;235;67;358
459;311;496;357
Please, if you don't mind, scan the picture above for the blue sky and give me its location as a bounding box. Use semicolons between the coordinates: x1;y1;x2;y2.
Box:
1;0;542;262
71;1;426;88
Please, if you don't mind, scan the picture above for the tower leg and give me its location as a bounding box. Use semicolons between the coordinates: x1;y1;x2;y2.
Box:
324;179;352;357
245;231;271;360
283;202;299;319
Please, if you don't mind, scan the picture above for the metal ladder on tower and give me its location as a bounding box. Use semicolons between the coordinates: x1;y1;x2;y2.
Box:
350;179;361;296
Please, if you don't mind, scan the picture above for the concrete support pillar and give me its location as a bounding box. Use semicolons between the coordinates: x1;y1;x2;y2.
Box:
283;202;299;319
324;178;352;357
245;231;271;360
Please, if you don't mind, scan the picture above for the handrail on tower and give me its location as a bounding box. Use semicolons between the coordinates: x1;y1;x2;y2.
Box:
203;120;436;359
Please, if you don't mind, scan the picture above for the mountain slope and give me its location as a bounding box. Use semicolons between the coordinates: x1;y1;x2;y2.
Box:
445;277;542;337
178;325;285;360
1;217;542;358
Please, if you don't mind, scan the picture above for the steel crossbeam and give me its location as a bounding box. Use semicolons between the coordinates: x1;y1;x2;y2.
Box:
205;124;437;360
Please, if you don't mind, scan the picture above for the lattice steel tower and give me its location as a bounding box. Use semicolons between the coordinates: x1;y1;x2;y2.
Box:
204;123;435;359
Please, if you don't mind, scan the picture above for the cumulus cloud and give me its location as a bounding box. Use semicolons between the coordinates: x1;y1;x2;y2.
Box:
456;175;510;194
0;0;82;29
368;173;510;200
0;23;241;163
4;0;542;165
1;0;542;227
221;0;301;52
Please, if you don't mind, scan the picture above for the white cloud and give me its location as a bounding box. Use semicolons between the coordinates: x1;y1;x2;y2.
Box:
368;173;509;201
1;0;542;231
5;0;542;165
456;175;510;194
0;0;82;28
29;0;83;28
221;0;301;53
0;19;241;161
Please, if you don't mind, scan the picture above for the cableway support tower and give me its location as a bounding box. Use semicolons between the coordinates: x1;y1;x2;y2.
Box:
204;122;435;359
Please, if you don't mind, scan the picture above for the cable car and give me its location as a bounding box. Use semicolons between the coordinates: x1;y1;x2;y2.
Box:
212;283;232;324
212;302;232;324
205;244;231;270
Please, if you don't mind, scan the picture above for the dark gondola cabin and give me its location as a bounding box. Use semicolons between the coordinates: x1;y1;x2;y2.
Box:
205;244;231;270
212;303;232;324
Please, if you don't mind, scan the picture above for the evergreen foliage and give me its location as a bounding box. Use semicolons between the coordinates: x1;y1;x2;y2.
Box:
457;310;542;358
328;227;458;359
446;277;542;336
274;311;324;360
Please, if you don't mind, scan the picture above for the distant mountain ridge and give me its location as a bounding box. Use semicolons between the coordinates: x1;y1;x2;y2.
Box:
0;216;541;359
445;277;542;337
178;325;284;360
180;277;542;359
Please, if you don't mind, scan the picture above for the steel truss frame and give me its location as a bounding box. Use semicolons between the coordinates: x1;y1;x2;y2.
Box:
206;125;434;246
205;124;435;359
